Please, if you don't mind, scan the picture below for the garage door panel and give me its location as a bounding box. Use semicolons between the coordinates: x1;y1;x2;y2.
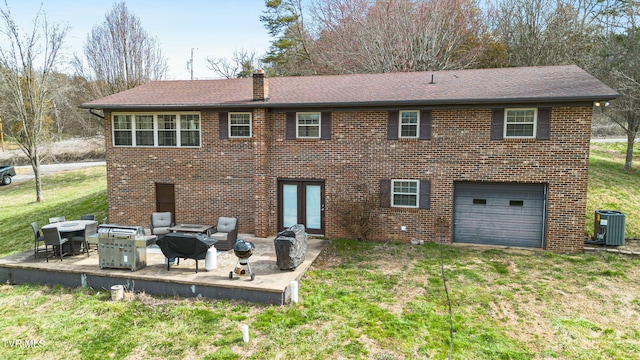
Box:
454;182;546;248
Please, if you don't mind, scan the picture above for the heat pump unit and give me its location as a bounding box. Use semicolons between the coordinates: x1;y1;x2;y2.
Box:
594;210;626;246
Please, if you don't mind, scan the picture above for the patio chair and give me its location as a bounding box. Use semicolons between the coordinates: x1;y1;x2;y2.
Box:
81;214;96;221
70;222;98;257
42;227;69;262
150;212;174;238
31;222;46;258
49;216;66;224
208;217;238;251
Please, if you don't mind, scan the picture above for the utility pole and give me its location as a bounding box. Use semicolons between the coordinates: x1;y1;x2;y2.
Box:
189;48;198;80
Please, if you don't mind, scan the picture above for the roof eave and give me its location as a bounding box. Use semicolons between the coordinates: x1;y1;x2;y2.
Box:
80;94;620;111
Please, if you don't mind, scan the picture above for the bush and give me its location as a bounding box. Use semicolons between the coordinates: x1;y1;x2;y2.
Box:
332;186;379;241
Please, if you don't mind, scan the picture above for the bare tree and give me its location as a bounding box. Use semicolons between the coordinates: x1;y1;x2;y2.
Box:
0;2;68;202
311;0;489;74
594;0;640;171
490;0;603;67
72;2;168;99
206;49;262;79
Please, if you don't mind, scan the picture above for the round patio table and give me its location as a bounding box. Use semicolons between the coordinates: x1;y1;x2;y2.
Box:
42;220;98;255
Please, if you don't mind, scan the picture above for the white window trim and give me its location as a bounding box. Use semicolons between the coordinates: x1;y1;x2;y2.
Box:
228;112;252;138
296;112;321;139
504;108;537;139
399;110;420;139
391;179;420;208
112;112;201;148
113;114;133;146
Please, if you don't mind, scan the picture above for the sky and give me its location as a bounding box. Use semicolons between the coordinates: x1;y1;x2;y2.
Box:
3;0;273;80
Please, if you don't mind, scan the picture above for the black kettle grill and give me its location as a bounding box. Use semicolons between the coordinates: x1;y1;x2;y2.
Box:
229;239;255;281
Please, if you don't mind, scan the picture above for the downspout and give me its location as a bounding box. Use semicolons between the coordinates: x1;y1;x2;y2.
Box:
89;108;105;119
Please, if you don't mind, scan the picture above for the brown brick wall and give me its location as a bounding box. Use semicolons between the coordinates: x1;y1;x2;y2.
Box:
104;110;255;231
104;106;592;253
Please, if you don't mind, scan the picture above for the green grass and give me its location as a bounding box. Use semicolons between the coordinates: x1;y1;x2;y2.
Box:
0;167;108;257
587;142;640;238
0;144;638;359
0;241;638;359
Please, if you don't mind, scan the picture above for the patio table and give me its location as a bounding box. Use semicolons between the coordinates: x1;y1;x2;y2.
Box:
42;220;98;255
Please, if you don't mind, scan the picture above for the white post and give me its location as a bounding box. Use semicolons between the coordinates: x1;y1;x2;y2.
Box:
290;280;299;304
241;324;249;343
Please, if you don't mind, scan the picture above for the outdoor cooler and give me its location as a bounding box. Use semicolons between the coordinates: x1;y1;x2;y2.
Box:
274;224;307;270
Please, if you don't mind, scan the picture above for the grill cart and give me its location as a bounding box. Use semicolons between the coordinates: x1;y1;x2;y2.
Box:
229;239;256;281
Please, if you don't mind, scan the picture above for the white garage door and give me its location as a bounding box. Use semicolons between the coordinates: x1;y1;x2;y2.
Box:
453;182;546;248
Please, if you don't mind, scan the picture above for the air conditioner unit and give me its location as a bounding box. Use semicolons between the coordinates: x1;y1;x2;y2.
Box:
594;210;626;246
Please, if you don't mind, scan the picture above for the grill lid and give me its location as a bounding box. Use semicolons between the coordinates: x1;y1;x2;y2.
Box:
233;239;255;259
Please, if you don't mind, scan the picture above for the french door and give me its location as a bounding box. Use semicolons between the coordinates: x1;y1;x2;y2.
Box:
278;180;325;235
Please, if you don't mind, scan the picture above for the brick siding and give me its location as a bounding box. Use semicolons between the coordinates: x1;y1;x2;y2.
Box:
104;105;592;253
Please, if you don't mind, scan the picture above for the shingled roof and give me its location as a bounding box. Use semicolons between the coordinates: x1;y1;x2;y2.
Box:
81;65;618;110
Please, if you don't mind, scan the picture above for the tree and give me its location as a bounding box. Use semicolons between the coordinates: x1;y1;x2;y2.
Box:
72;2;168;99
206;49;262;79
490;0;603;67
260;0;317;76
312;0;489;73
0;2;68;202
594;0;640;170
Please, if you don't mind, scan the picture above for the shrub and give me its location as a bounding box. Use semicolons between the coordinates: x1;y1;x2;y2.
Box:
332;185;379;241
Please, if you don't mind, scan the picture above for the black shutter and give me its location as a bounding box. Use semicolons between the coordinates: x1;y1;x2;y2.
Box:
380;179;391;208
387;111;399;140
286;112;296;140
218;112;228;139
536;107;551;140
419;110;432;140
419;180;431;209
491;108;504;140
321;112;331;140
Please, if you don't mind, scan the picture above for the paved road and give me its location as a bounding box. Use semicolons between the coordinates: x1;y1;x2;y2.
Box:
12;161;106;183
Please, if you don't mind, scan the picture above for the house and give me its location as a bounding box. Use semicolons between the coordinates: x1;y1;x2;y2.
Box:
81;65;618;253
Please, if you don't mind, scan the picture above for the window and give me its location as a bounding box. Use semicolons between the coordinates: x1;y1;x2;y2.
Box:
392;180;419;208
112;112;200;147
505;108;537;138
113;115;132;146
229;112;252;138
297;112;320;138
157;114;176;146
135;115;154;146
399;110;419;138
180;114;200;146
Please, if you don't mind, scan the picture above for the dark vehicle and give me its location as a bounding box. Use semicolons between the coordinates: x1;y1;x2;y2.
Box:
0;165;16;185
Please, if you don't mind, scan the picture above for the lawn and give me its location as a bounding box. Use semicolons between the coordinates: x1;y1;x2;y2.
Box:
0;145;638;359
0;166;108;257
587;142;640;238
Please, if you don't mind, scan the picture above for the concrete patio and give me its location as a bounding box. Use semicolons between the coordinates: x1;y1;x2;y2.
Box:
0;235;328;305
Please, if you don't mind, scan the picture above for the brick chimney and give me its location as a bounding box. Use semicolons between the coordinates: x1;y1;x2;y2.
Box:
253;69;269;101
